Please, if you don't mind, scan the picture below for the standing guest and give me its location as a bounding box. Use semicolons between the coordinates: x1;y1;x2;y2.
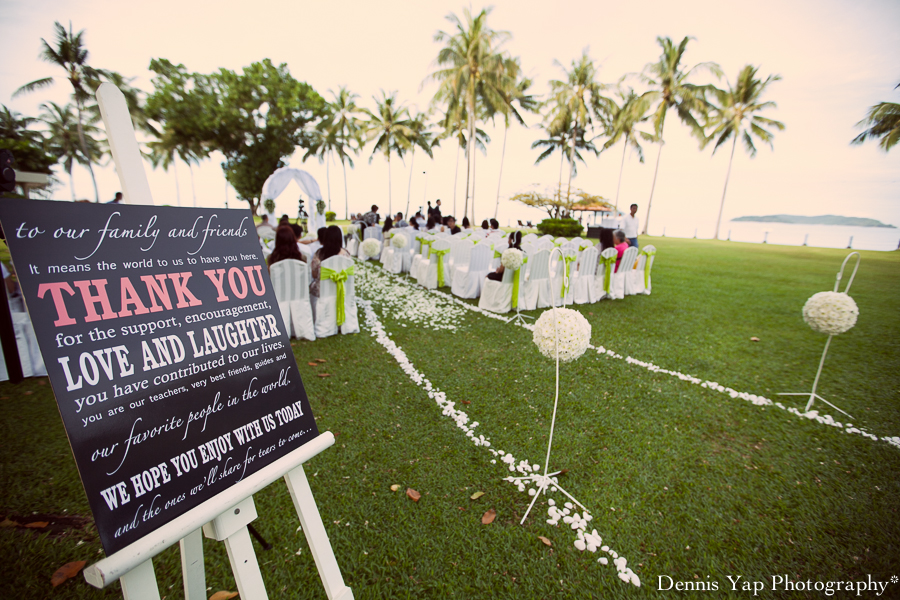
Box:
613;230;630;272
446;216;461;235
310;226;351;311
107;192;123;204
461;217;472;232
382;216;394;235
267;226;306;267
363;204;380;226
432;199;442;223
395;212;408;228
621;203;639;248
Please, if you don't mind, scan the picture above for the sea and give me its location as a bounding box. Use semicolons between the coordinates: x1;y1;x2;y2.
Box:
651;221;900;252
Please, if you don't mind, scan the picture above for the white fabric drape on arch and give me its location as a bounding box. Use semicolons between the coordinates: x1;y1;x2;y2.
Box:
261;167;323;213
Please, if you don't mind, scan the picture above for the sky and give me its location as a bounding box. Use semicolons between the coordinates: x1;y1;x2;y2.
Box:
1;0;898;237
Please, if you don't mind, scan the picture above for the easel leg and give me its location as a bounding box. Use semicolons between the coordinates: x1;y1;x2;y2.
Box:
285;464;354;600
120;559;161;600
203;496;268;600
179;528;206;600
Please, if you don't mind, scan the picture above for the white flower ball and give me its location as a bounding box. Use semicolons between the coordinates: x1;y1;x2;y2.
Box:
501;248;524;271
802;291;858;335
391;234;408;249
361;238;382;258
533;307;591;362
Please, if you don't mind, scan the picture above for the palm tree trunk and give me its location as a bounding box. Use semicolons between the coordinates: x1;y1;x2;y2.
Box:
714;136;738;240
453;139;461;218
68;165;76;201
342;157;350;220
405;146;416;218
565;126;577;203
613;140;627;215
173;158;181;207
494;122;508;219
325;149;332;214
74;102;100;203
558;145;565;192
188;161;197;207
387;155;392;216
644;121;667;235
466;91;476;225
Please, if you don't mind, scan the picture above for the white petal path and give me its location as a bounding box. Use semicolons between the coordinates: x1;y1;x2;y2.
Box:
355;262;641;587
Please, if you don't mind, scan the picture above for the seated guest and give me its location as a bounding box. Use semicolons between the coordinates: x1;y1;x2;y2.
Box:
614;230;629;272
302;227;327;256
461;216;471;232
280;214;304;240
310;226;352;309
425;217;439;232
257;214;276;238
446;216;461;235
481;219;490;231
486;231;522;281
267;225;306;267
411;218;420;230
489;218;501;233
395;212;408;228
382;216;394;235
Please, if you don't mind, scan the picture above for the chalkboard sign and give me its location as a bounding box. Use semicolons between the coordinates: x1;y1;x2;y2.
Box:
0;201;318;555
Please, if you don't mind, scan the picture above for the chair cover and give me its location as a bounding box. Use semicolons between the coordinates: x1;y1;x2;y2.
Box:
572;246;600;304
611;246;639;300
448;239;474;283
596;248;618;300
315;255;360;338
553;249;578;305
451;244;492;299
269;259;315;341
521;248;553;311
637;245;656;295
623;246;644;296
478;260;526;314
421;239;452;289
379;232;393;263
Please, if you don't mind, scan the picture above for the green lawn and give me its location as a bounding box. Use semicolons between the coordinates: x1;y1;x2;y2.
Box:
2;237;899;598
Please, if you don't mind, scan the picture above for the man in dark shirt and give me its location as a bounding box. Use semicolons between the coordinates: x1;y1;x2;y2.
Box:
363;204;379;226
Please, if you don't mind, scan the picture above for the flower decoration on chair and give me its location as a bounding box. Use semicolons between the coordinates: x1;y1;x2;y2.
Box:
533;308;591;362
802;292;858;335
361;238;382;258
501;248;524;271
391;234;408;249
346;224;359;237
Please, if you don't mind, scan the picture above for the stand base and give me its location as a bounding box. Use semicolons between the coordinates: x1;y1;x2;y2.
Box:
508;470;587;525
777;392;854;420
505;310;534;325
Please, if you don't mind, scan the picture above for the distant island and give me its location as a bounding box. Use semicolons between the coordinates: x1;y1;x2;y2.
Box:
731;215;896;228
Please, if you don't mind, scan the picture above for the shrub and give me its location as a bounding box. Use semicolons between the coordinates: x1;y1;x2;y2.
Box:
325;211;336;222
536;218;583;237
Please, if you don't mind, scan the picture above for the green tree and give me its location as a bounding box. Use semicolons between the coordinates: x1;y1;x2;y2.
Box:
705;65;784;240
491;56;538;218
851;82;900;153
0;105;56;175
14;21;114;202
147;58;326;214
548;49;611;201
641;36;722;234
39;101;104;200
404;111;437;218
602;89;654;215
363;91;413;215
430;7;510;224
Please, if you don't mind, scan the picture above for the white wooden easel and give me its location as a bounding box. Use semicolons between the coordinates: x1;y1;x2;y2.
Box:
83;84;353;600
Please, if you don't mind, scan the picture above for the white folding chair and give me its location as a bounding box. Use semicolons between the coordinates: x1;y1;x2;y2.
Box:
448;239;474;283
269;259;315;341
522;248;553;310
572;246;599;304
522;233;538;244
597;247;618;300
552;248;578;305
638;245;656;295
478;262;519;314
420;239;452;289
379;231;393;263
315;255;360;338
451;244;492;299
611;246;639;300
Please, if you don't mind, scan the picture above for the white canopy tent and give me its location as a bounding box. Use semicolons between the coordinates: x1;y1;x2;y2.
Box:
261;167;327;232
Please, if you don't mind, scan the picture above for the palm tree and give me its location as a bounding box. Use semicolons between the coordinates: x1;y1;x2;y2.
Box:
532;117;599;195
602;89;654;215
430;7;510;224
404;111;436;218
491;57;538;218
328;87;363;219
147;138;195;207
641;36;722;234
363;91;413;215
304;106;338;214
0;106;44;145
705;65;785;240
851;82;900;153
14;22;112;202
548;49;611;201
439;104;490;218
40;101;103;200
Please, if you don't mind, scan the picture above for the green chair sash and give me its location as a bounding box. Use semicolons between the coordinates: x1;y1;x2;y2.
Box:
320;265;355;326
553;240;565;247
511;256;528;309
432;248;451;287
600;254;616;294
560;254;577;298
641;248;656;289
420;239;434;259
494;249;503;259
